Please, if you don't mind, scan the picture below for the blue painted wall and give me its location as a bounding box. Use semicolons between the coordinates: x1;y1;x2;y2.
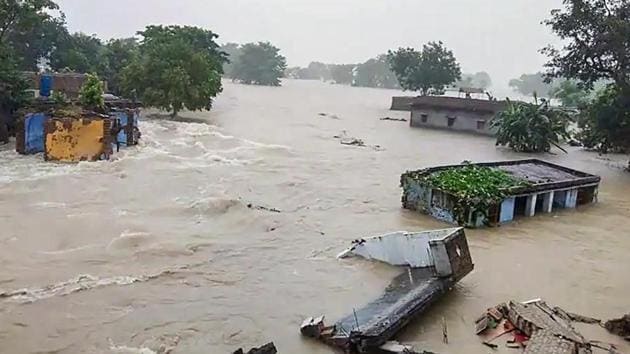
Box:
24;113;48;154
500;197;516;223
113;110;140;146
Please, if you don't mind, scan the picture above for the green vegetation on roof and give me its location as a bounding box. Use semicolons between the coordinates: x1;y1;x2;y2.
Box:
408;164;530;226
426;165;528;202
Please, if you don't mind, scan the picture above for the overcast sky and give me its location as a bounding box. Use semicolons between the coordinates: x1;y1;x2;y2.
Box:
56;0;564;91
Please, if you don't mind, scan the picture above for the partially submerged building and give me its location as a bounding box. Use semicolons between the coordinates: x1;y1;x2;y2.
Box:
16;107;140;161
302;228;474;353
401;159;601;228
409;96;507;136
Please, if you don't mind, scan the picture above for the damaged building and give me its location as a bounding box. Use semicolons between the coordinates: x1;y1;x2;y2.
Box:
302;227;474;353
401;159;601;228
409;96;507;136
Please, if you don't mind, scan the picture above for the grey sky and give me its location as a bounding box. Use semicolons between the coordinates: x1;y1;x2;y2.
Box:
56;0;564;91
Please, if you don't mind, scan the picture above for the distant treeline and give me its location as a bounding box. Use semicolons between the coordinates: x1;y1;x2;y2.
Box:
283;56;400;89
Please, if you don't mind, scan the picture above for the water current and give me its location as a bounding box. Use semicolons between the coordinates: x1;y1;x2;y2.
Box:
0;80;629;353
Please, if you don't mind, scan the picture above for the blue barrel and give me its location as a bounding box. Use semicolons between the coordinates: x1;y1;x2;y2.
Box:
39;75;53;97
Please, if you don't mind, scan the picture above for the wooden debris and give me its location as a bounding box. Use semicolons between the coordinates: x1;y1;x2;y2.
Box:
233;342;277;354
605;314;630;339
380;117;408;122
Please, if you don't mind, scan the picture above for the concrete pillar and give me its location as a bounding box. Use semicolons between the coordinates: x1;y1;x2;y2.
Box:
542;191;554;213
565;189;578;208
500;197;515;223
525;194;537;217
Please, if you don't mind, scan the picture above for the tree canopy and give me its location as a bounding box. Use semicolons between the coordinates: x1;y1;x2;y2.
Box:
508;73;554;97
121;25;226;116
541;0;630;94
50;32;107;74
0;0;66;70
231;42;287;86
354;55;400;89
220;42;241;78
549;80;592;108
457;72;492;90
387;42;461;95
542;0;630;156
329;64;355;85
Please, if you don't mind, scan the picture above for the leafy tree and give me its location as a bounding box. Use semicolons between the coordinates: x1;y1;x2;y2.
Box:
508;73;554;97
102;38;139;95
577;85;630;153
387;42;461;95
284;66;301;79
457;71;492;89
542;0;630;164
220;42;241;78
306;62;331;81
0;0;66;70
541;0;630;95
354;55;399;89
50;32;108;74
79;73;104;110
492;97;571;153
290;61;330;80
231;42;287;86
549;80;592;108
329;64;355;85
0;44;30;142
121;25;226;116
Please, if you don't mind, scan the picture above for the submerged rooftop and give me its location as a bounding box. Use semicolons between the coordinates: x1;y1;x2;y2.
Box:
408;159;601;195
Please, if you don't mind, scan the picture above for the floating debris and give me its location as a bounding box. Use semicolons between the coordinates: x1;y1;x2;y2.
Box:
605;314;630;341
340;137;365;147
317;112;341;119
380;117;408;122
476;300;619;353
334;130;383;151
233;342;277;354
246;203;281;213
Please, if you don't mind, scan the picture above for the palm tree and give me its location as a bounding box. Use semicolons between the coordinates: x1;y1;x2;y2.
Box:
491;96;571;153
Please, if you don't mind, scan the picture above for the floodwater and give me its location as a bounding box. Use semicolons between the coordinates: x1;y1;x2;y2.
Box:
1;79;629;354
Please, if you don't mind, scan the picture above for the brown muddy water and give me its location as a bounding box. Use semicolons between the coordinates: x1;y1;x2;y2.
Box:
1;80;629;354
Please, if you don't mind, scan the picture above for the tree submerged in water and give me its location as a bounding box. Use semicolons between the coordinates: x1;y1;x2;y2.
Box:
491;97;571;153
231;42;287;86
387;42;461;96
120;25;226;117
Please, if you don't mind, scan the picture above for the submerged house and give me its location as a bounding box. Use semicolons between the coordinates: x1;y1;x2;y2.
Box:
401;159;601;228
409;96;507;136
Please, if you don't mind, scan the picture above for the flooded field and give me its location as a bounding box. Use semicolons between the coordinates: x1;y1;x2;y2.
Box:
1;79;629;353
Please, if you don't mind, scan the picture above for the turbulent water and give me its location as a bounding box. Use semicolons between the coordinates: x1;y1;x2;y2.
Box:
1;80;629;354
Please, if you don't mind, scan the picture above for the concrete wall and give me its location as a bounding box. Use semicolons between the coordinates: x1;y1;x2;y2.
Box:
410;108;496;136
390;96;415;111
44;118;112;162
430;228;473;280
